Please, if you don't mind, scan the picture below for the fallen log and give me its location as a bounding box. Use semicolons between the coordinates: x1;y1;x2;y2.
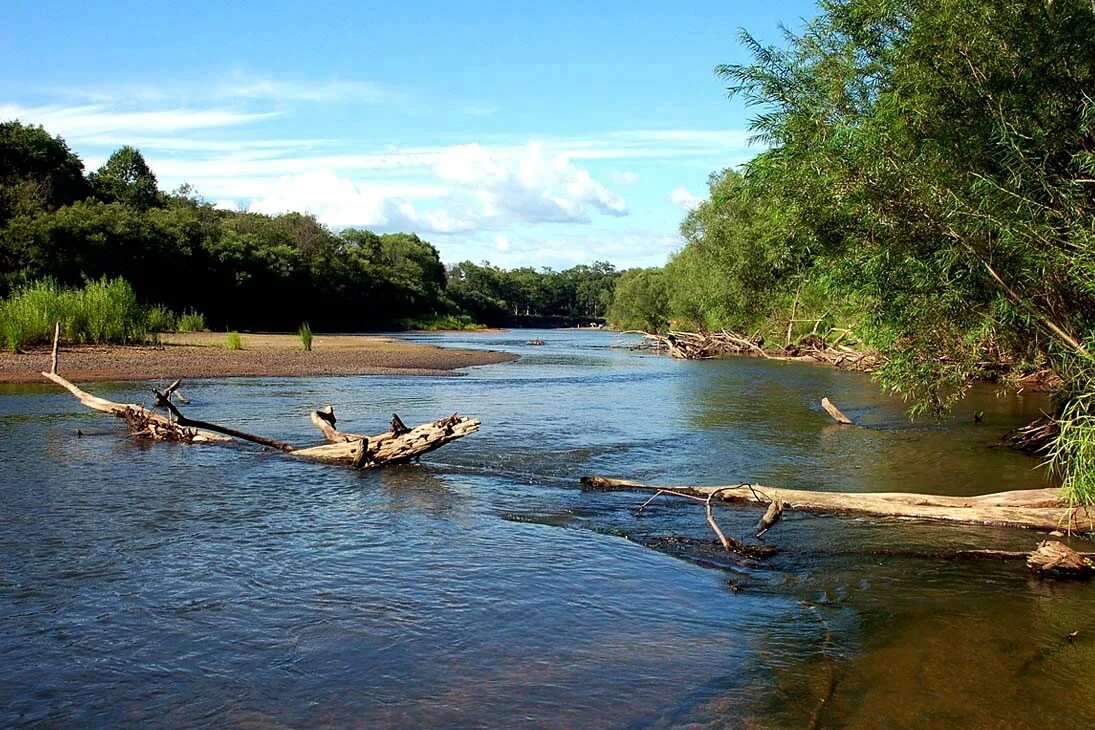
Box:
43;371;478;468
587;476;1095;578
581;476;1088;533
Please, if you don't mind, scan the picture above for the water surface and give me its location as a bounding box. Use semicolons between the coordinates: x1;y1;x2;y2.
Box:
1;329;1091;728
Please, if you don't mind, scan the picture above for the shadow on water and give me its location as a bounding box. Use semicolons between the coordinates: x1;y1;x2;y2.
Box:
1;329;1091;728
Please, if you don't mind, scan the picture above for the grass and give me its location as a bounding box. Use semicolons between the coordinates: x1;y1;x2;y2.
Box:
0;278;163;352
177;310;206;333
298;322;312;351
1049;390;1095;509
0;278;213;352
225;331;242;350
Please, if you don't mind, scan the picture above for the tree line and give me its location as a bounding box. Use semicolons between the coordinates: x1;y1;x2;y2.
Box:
0;121;620;331
604;0;1095;504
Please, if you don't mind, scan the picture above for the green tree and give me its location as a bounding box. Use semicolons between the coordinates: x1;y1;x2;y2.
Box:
0;121;89;229
89;146;161;210
717;0;1095;500
607;268;669;332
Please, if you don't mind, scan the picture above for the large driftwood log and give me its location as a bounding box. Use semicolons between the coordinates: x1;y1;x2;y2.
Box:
581;476;1085;533
43;370;479;468
589;476;1094;578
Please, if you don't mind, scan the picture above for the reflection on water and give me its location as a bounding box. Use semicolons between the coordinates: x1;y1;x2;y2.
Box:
0;329;1090;728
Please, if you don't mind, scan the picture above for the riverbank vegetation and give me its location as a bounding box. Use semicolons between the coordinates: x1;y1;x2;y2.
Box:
0;277;177;351
605;0;1095;505
0;119;621;333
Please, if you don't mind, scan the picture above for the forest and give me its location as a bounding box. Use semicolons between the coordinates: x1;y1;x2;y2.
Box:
604;0;1095;504
0;120;620;339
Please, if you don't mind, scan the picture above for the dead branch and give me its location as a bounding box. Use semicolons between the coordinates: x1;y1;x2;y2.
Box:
756;496;785;537
821;397;854;425
50;322;60;374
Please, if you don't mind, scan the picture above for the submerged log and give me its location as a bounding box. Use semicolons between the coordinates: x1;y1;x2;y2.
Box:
581;476;1084;533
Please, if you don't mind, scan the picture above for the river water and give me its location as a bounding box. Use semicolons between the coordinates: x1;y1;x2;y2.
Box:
1;329;1093;728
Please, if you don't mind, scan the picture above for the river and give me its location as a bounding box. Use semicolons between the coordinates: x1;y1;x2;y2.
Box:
1;329;1092;728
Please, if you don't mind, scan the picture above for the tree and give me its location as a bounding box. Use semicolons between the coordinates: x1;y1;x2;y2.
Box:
89;146;160;210
717;0;1095;500
606;268;669;332
0;120;89;225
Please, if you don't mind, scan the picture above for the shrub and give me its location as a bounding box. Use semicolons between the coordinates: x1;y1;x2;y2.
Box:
226;331;242;350
399;313;487;331
176;310;206;333
0;277;159;351
145;305;176;333
298;322;312;351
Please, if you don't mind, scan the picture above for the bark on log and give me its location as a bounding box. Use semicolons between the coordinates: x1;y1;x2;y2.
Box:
581;476;1081;533
293;414;479;466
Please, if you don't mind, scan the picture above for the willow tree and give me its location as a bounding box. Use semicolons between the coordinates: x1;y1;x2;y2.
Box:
722;0;1095;502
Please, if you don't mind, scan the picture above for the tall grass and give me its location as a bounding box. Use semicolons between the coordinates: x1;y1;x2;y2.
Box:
0;278;210;352
226;331;242;350
177;310;206;332
298;322;313;351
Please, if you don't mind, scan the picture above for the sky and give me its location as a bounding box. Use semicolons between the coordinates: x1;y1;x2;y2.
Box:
0;0;819;269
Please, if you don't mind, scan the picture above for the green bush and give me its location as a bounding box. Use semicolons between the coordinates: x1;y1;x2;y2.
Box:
399;313;487;331
298;322;312;351
145;304;176;333
0;277;163;352
176;310;206;332
226;331;242;350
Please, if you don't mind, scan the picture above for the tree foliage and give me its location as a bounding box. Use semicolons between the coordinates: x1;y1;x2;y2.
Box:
605;0;1095;501
606;267;669;332
446;260;619;326
0;121;89;228
88;146;161;210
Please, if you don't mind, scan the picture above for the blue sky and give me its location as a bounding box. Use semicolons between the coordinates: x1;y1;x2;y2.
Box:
1;0;819;269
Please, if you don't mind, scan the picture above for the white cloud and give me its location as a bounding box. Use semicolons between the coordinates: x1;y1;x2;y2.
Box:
669;187;703;211
433;142;626;223
213;199;241;211
216;77;398;104
494;234;511;251
245;170;474;234
40;74;402;106
0;103;276;137
612;171;640;185
441;228;681;270
238;143;629;233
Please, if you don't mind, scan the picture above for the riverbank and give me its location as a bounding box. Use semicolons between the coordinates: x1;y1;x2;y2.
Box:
0;332;518;383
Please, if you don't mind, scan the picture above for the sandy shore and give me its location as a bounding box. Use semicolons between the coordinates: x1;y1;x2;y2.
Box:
0;332;517;384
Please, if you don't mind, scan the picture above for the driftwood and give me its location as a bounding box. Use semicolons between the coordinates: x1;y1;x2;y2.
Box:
820;397;854;425
631;329;880;372
46;369;479;468
586;476;1095;578
581;476;1088;534
40;325;479;468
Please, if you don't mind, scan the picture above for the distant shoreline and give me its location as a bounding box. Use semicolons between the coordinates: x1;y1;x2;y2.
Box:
0;332;518;384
